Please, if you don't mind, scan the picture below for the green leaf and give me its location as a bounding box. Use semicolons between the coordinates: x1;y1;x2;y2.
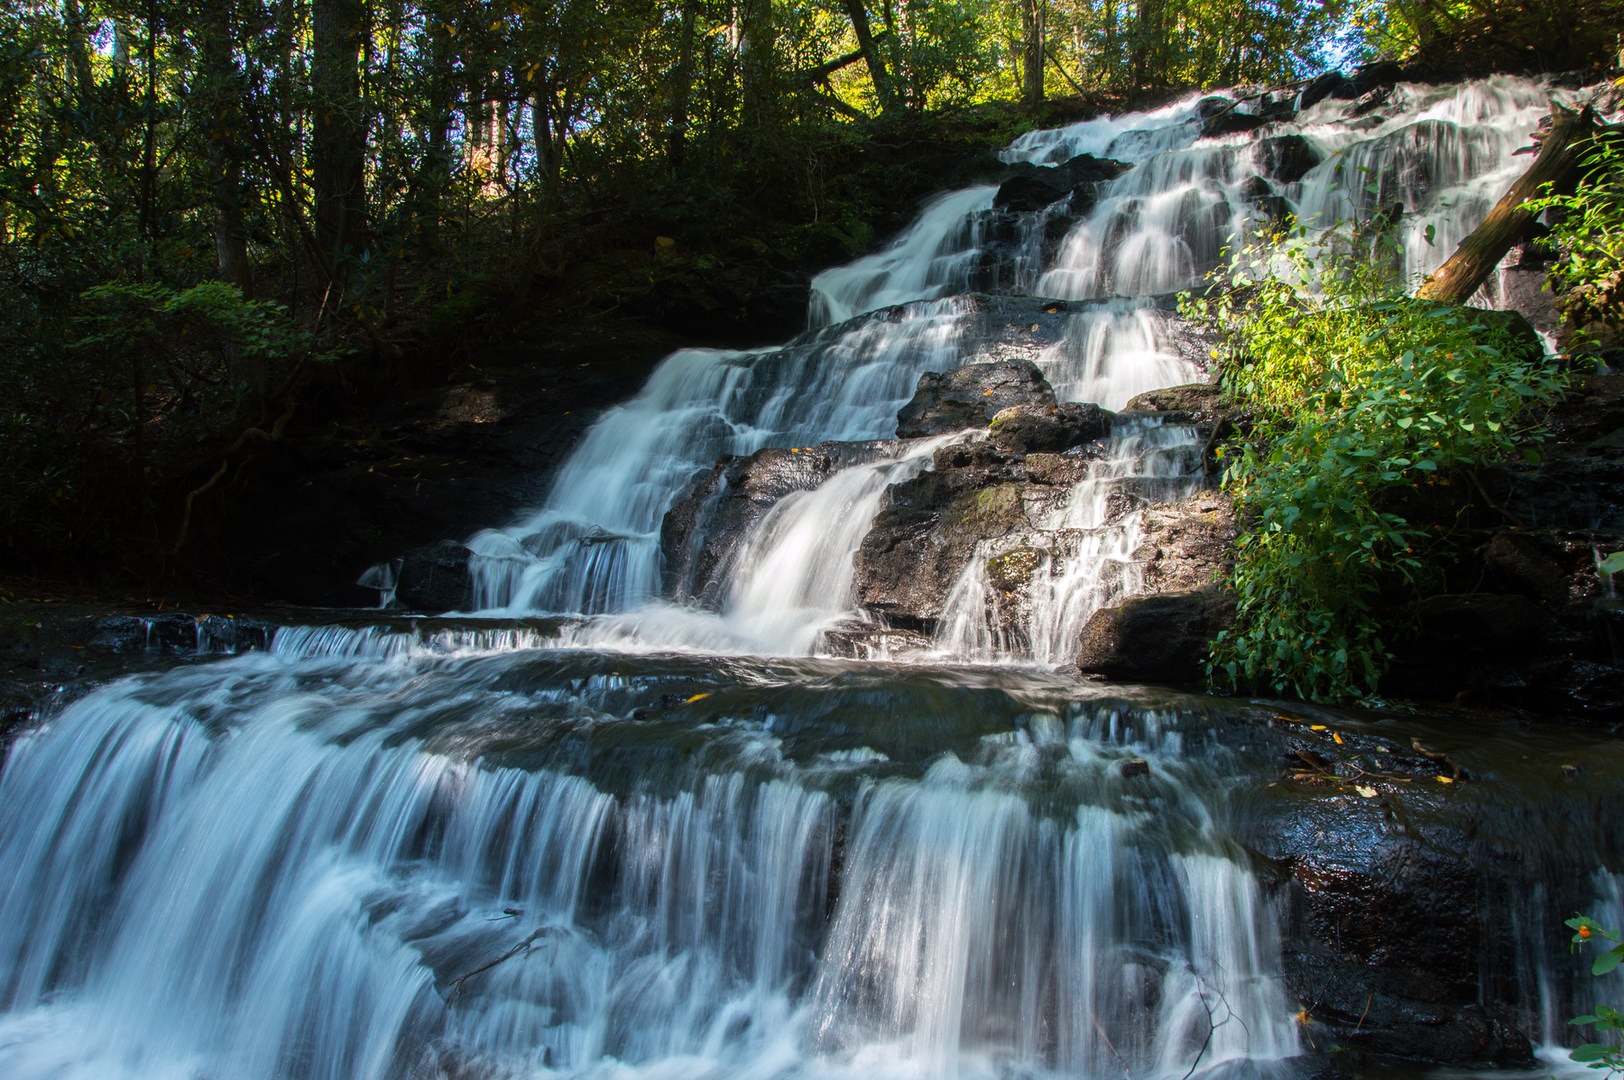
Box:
1598;552;1624;576
1594;945;1624;976
1571;1043;1615;1063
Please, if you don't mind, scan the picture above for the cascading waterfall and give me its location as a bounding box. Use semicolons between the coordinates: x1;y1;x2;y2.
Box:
462;74;1571;661
0;651;1306;1080
0;75;1610;1080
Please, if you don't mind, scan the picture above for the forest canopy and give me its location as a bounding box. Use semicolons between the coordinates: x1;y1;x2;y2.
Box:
1;0;1620;576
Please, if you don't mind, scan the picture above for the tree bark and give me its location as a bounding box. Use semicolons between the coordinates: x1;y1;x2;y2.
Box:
1020;0;1046;109
739;0;775;125
667;0;698;172
197;1;253;295
1415;106;1598;304
311;0;368;264
842;0;896;113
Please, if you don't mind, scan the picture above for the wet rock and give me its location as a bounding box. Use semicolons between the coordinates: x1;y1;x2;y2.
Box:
897;359;1057;438
993;173;1070;212
1122;383;1230;423
1482;530;1570;607
1023;452;1091;487
1134;493;1239;593
854;448;1044;627
1384;593;1561;703
396;540;475;612
93;613;200;653
1120;758;1150;778
1237;175;1291;223
819;623;934;660
1254;134;1322;184
662;440;896;606
1350;84;1393;117
1298;71;1347;111
1254;778;1534;1068
1334;61;1404;101
1075;588;1235;687
988;402;1110;454
994;155;1132;212
1201;107;1270;138
1414;592;1556;658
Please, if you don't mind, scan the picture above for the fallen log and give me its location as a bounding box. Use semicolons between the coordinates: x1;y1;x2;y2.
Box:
1415;105;1598;304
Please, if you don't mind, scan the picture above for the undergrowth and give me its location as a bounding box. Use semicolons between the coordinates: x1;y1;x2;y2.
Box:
1186;226;1565;703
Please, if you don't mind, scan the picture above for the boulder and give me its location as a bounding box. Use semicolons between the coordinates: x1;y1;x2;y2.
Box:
395;540;474;612
1335;60;1404;100
1299;71;1346;111
1481;530;1570;607
994;154;1132;212
1255;782;1535;1067
993;173;1069;213
1122;383;1230;423
1134;492;1239;592
897;358;1057;438
854;442;1059;627
1075;588;1235;687
1254;134;1322;184
988;401;1110;454
1201;108;1270;138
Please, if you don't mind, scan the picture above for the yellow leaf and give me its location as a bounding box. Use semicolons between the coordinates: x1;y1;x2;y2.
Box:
1355;784;1377;798
1309;724;1327;731
1436;775;1454;784
1332;732;1344;745
685;692;711;703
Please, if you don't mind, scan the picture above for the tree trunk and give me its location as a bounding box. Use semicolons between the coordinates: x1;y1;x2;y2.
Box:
311;0;368;265
1415;106;1598;304
139;0;160;259
1020;0;1046;109
668;0;698;171
842;0;896;113
63;0;95;102
739;0;775;125
197;1;253;295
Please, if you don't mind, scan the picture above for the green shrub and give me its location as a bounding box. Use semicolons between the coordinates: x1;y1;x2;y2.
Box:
1531;131;1624;332
1188;229;1565;702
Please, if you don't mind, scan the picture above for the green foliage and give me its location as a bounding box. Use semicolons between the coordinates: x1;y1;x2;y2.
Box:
75;281;308;371
1531;133;1624;332
1347;0;1624;73
1192;229;1564;702
1568;917;1624;1073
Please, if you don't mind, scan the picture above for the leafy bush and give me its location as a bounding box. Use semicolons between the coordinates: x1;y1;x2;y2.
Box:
1189;229;1565;702
1532;131;1624;332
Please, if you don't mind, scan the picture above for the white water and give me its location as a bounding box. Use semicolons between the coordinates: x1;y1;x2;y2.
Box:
0;75;1601;1080
458;74;1569;663
0;652;1301;1080
935;419;1205;662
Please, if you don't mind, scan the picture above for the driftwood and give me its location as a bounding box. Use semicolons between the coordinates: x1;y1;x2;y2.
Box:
446;925;557;999
1415;105;1598;303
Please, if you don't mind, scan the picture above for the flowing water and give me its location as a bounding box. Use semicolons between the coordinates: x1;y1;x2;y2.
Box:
0;76;1614;1080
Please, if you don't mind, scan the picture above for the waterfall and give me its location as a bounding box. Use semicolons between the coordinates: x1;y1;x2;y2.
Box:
457;74;1572;661
1;75;1609;1080
0;649;1311;1080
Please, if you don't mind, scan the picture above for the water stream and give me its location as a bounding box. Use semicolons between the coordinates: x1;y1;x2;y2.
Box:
0;75;1613;1080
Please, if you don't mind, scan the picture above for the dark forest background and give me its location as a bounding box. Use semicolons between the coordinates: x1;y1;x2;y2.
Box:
2;0;1619;587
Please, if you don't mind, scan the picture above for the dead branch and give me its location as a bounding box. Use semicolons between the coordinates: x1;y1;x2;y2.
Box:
1416;105;1598;304
446;925;557;1000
